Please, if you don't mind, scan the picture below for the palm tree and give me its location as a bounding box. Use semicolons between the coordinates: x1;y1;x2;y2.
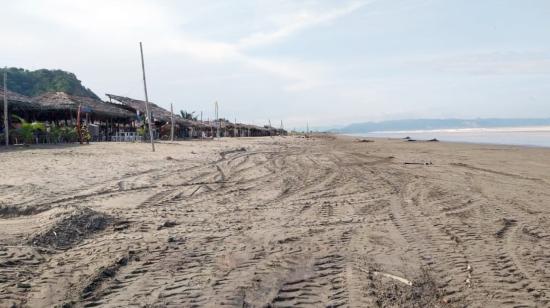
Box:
12;115;45;144
180;110;197;121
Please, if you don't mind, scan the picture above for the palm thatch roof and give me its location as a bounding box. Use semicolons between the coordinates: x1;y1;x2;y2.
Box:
105;94;286;135
106;94;176;122
106;94;209;127
0;88;40;111
33;92;134;119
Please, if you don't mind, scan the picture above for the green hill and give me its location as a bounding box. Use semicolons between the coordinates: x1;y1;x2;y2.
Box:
0;67;99;99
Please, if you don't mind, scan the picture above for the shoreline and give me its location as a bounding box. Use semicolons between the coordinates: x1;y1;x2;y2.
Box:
340;131;550;149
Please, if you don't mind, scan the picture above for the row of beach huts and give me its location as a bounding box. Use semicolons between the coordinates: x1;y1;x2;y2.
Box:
0;88;286;144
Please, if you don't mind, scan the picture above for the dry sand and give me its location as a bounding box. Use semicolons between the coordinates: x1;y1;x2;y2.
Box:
0;135;549;307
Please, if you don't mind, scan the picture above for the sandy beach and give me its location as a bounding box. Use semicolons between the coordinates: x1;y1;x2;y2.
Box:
1;135;549;307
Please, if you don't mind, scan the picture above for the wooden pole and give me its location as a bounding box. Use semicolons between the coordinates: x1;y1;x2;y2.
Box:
76;104;83;144
3;68;8;146
170;103;175;141
139;42;155;152
215;101;220;138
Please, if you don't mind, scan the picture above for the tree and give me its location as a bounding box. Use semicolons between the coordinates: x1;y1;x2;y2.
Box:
11;115;45;144
0;67;99;99
180;110;197;121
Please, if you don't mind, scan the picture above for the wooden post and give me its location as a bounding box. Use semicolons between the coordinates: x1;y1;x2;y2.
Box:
76;104;83;144
170;103;175;141
3;68;8;146
215;101;220;138
139;42;155;152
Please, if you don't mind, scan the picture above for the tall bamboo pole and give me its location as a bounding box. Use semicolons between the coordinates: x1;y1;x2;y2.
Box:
215;101;220;138
170;103;175;141
139;42;155;152
3;68;8;146
76;104;82;144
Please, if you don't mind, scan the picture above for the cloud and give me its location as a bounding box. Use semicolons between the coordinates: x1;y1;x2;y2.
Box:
154;1;368;91
237;1;367;48
10;0;170;35
245;57;327;91
160;36;241;62
164;1;367;89
4;0;549;126
410;51;550;75
1;0;367;92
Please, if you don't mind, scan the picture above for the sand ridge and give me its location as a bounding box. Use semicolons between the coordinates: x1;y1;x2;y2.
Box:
0;135;549;307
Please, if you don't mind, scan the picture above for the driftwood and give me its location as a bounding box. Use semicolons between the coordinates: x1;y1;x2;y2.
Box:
356;267;413;286
404;161;433;165
374;271;413;286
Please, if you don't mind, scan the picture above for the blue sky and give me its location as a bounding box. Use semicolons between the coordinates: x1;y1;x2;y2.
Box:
1;0;549;128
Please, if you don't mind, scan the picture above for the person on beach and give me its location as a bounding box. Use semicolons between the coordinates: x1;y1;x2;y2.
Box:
81;124;91;144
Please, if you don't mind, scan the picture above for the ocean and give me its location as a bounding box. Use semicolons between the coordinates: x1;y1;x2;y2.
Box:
349;126;550;148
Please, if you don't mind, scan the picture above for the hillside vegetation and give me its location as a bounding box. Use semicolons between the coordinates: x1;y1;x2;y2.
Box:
0;67;99;99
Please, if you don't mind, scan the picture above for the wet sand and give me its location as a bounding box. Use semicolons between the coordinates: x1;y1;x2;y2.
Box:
0;135;549;307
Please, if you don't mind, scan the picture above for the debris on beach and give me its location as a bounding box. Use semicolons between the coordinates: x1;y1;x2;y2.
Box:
404;161;433;165
357;139;374;143
363;267;444;308
30;207;111;250
157;221;179;230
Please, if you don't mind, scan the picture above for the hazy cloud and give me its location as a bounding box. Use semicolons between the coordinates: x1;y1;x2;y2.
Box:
1;0;550;127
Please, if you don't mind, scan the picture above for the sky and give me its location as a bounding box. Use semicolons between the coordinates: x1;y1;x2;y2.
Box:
1;0;550;129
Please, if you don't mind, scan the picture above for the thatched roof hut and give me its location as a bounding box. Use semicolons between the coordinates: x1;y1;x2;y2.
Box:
105;93;285;137
106;94;180;123
0;88;40;112
106;94;216;130
33;92;134;120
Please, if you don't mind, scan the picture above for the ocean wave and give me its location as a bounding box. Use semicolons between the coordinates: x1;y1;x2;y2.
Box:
369;125;550;134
